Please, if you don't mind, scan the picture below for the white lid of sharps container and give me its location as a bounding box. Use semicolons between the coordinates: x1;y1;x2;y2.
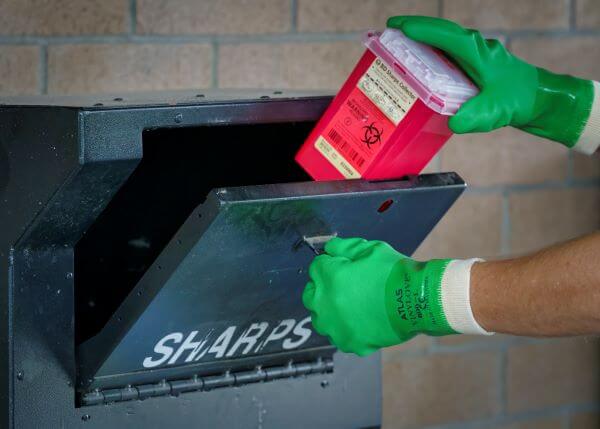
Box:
364;28;478;115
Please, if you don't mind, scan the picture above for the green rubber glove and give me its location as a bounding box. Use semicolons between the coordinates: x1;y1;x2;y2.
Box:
302;237;458;356
387;16;597;151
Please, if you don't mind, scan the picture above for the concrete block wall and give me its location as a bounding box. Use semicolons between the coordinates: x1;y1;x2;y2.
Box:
0;0;598;427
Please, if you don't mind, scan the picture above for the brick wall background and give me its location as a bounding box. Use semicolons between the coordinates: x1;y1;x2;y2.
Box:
0;0;599;428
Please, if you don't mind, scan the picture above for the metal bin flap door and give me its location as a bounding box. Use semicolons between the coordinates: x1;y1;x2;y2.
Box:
77;173;465;391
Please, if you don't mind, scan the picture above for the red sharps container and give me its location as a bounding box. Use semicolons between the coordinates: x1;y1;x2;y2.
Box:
296;29;478;181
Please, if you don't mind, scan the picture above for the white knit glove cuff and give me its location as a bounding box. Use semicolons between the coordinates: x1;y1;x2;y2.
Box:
574;80;600;155
441;259;493;335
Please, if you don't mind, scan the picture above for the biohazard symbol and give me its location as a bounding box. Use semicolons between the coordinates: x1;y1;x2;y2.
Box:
361;122;383;149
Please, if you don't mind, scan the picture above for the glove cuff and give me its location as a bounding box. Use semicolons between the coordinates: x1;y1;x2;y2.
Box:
521;69;594;148
574;80;600;155
441;259;493;335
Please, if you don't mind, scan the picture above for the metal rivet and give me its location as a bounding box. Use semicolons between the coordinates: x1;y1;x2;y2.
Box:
320;380;329;388
93;103;103;107
195;94;205;98
113;97;123;102
16;371;23;381
174;113;183;123
66;272;73;279
260;95;270;99
273;91;282;95
82;414;91;422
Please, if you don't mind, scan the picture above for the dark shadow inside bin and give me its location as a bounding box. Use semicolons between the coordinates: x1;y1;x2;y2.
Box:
74;121;314;346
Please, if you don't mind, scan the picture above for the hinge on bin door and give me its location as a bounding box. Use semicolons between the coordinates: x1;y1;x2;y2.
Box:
81;357;334;406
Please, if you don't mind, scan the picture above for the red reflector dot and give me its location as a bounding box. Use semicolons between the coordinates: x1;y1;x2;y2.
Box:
377;199;394;213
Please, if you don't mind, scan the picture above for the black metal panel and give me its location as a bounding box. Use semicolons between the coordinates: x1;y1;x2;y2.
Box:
0;106;81;429
12;246;77;426
0;89;330;109
80;95;332;162
79;174;464;391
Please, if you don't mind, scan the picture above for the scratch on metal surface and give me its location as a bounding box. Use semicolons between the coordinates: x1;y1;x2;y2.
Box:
252;396;267;429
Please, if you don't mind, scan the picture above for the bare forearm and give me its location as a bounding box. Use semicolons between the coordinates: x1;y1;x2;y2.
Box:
471;232;600;336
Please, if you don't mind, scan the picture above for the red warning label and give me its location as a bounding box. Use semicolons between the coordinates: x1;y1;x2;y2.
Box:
315;58;419;178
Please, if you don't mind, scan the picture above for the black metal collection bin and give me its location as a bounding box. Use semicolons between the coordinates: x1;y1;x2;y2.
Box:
0;91;465;428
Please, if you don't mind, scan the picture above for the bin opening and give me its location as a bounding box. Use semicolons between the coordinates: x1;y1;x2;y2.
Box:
75;121;315;346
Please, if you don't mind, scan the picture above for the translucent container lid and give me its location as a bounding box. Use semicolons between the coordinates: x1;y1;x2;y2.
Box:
363;29;478;115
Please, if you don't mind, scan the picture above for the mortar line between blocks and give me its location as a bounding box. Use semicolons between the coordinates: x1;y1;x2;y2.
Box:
566;150;575;184
5;28;600;45
464;179;600;194
438;0;444;18
39;44;48;95
434;153;442;171
212;41;219;89
499;344;508;417
430;339;515;355
129;0;137;35
562;410;570;429
473;28;591;38
290;0;298;32
0;32;362;45
570;0;577;30
504;33;512;51
500;190;511;255
423;402;599;429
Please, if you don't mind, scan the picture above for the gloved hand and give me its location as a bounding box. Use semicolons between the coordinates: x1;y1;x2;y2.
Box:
302;237;487;356
387;16;600;154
